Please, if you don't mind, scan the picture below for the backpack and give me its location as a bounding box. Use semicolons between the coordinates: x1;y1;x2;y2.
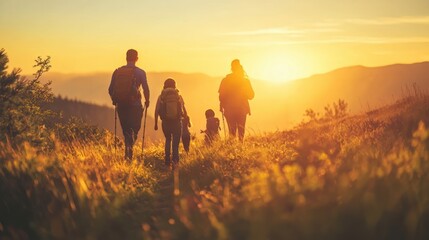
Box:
159;88;183;120
207;117;220;134
219;74;253;114
112;66;139;104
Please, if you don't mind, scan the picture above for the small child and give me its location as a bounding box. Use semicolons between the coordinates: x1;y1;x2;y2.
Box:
182;114;191;153
202;109;220;145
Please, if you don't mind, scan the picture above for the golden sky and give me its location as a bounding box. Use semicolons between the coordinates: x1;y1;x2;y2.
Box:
2;0;429;82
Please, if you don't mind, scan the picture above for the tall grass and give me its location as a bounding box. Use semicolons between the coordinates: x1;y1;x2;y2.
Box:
0;135;157;239
160;96;429;240
1;96;429;240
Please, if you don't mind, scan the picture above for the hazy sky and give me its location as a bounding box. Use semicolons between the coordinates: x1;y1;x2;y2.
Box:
2;0;429;82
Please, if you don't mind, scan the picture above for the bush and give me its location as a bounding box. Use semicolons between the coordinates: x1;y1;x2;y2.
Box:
0;49;53;147
304;99;349;124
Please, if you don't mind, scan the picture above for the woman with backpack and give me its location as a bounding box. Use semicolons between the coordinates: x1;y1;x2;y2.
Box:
218;59;254;142
154;78;188;169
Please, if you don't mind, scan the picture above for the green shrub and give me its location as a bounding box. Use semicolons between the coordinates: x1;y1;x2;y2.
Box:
0;49;53;147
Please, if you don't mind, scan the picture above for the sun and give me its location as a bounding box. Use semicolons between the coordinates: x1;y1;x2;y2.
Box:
248;53;309;83
258;62;291;83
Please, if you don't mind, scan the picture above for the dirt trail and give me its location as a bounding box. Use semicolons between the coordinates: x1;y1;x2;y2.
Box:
145;163;181;239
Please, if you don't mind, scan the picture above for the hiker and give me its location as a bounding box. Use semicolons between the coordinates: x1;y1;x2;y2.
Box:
154;78;188;168
182;114;191;153
109;49;150;160
201;109;220;145
218;59;254;141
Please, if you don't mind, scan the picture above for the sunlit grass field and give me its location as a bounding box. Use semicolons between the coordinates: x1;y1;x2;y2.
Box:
1;95;429;240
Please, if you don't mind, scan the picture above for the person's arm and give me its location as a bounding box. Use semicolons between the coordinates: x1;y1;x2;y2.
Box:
245;78;255;100
154;96;161;130
218;77;226;112
108;70;117;105
187;116;192;128
141;70;150;108
180;95;188;118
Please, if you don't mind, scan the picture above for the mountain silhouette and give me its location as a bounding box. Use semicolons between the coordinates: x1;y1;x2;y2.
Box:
41;61;429;132
283;61;429;115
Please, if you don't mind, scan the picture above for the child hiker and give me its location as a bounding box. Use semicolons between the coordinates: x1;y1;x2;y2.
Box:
201;109;220;145
154;78;188;169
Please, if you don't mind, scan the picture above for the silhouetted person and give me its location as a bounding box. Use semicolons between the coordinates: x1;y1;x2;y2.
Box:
182;114;191;153
109;49;150;160
201;109;220;145
219;59;254;141
154;78;188;169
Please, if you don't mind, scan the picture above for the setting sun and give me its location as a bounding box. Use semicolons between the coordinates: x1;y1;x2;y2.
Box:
249;53;311;83
254;60;292;83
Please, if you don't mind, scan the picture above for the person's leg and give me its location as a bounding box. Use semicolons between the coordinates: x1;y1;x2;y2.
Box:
117;106;133;159
225;111;237;138
172;120;182;165
125;128;135;160
162;121;172;165
204;133;211;145
129;105;143;159
237;114;247;142
165;135;171;165
127;144;133;160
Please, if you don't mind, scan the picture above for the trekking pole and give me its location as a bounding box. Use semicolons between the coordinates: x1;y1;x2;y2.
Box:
141;105;148;160
221;109;227;140
114;105;117;157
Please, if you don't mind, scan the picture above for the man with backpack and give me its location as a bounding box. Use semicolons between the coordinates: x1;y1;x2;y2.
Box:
154;78;187;169
109;49;150;160
219;59;254;142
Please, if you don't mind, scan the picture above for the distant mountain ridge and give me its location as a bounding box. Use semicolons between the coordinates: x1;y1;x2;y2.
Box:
288;61;429;108
41;61;429;131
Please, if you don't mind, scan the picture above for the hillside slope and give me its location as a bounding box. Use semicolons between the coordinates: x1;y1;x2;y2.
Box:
1;95;428;239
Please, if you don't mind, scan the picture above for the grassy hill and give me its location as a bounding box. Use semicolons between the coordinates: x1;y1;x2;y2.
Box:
1;94;428;239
